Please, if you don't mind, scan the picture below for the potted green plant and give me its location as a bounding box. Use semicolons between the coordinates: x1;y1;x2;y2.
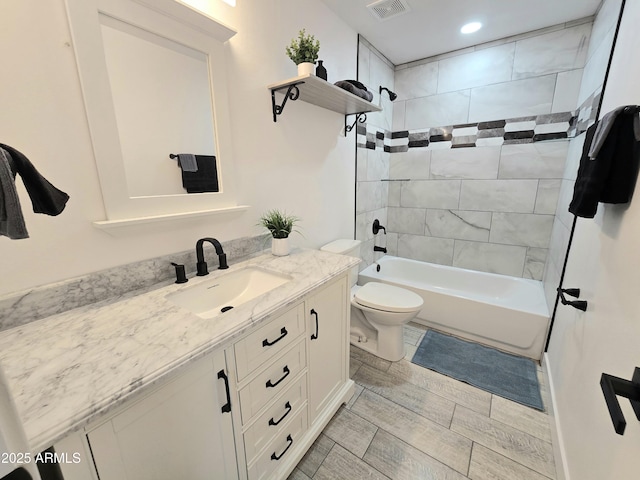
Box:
286;29;320;77
259;209;300;256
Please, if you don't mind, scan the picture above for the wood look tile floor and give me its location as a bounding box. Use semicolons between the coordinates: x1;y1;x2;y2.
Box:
290;323;556;480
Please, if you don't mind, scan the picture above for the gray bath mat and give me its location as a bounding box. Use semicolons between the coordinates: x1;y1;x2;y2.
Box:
412;330;543;410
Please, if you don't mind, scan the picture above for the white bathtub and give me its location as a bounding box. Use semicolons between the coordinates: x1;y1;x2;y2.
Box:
358;256;550;361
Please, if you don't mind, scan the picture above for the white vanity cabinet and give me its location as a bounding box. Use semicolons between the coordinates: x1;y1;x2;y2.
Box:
307;276;349;423
82;350;237;480
232;301;308;480
231;274;350;480
55;272;353;480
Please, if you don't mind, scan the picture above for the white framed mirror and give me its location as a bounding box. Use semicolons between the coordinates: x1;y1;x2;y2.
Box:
65;0;244;226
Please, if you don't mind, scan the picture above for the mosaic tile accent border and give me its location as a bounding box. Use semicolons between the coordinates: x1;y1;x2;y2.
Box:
357;90;601;152
570;88;601;137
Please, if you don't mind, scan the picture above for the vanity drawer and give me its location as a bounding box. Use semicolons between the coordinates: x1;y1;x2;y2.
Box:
243;373;307;463
239;340;306;423
235;303;305;382
246;407;308;480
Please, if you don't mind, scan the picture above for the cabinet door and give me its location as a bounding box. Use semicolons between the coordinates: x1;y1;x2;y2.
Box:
307;275;348;422
87;350;238;480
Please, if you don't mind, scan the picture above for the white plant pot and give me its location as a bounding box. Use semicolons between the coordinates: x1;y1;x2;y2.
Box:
297;62;315;76
271;237;290;256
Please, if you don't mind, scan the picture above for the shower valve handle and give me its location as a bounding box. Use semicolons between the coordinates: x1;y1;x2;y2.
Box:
372;219;386;235
557;287;587;311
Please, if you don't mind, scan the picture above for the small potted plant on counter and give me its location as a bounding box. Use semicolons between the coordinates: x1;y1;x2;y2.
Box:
286;28;320;76
259;209;300;256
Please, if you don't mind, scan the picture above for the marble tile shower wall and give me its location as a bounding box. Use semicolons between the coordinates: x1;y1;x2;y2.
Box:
392;20;592;132
356;37;394;268
542;0;623;309
385;141;568;279
353;19;604;278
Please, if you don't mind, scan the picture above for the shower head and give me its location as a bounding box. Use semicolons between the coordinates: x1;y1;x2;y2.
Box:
379;86;397;101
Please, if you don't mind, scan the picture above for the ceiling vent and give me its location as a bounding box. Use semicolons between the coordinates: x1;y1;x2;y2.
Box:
367;0;411;22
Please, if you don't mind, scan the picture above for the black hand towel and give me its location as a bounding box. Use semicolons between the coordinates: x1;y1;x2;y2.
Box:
181;155;219;193
569;107;640;218
0;144;70;239
334;80;373;102
0;148;28;239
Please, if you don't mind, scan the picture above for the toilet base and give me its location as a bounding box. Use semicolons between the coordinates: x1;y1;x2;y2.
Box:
349;332;405;362
350;334;378;355
350;309;406;362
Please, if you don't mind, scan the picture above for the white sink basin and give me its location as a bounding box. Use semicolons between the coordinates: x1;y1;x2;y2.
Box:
165;267;292;319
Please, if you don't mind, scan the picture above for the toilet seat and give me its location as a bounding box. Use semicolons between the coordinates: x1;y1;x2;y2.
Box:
353;282;423;313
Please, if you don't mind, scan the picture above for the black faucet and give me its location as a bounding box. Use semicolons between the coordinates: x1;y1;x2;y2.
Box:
195;238;228;275
374;246;387;253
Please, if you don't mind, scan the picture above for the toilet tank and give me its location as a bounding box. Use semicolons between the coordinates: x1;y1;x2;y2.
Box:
320;239;361;286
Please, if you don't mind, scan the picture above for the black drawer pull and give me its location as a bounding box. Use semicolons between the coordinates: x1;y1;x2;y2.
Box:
270;434;293;461
217;369;231;414
263;327;288;347
269;401;292;426
310;309;319;340
266;365;290;388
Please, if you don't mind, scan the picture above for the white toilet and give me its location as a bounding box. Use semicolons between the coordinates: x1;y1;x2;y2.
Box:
321;239;424;362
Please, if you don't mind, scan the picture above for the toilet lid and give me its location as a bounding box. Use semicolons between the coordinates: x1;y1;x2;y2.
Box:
354;282;423;313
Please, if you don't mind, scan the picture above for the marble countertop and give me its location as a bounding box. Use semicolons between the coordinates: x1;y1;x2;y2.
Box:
0;248;358;453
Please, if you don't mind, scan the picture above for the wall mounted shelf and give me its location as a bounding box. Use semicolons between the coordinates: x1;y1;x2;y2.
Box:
267;74;381;135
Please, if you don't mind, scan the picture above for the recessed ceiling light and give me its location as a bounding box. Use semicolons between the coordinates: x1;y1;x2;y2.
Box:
461;22;482;34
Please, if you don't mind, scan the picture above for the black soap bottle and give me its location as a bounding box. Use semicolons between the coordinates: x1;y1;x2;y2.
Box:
316;60;327;80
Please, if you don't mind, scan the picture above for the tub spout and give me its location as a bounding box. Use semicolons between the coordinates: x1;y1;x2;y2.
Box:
374;246;387;253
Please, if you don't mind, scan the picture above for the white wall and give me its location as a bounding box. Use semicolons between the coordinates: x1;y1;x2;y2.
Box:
0;0;357;296
547;1;640;478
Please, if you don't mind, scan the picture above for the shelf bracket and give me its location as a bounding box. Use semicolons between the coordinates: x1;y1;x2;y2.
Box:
344;112;367;137
271;82;304;122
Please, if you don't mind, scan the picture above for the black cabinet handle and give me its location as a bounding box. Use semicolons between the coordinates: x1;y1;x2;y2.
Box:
310;309;319;340
600;367;640;435
268;401;292;427
270;434;293;461
217;369;231;413
266;365;290;388
263;327;288;347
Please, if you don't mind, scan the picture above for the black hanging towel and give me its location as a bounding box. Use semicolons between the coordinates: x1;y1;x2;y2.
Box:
0;143;69;239
181;155;219;193
569;105;640;218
